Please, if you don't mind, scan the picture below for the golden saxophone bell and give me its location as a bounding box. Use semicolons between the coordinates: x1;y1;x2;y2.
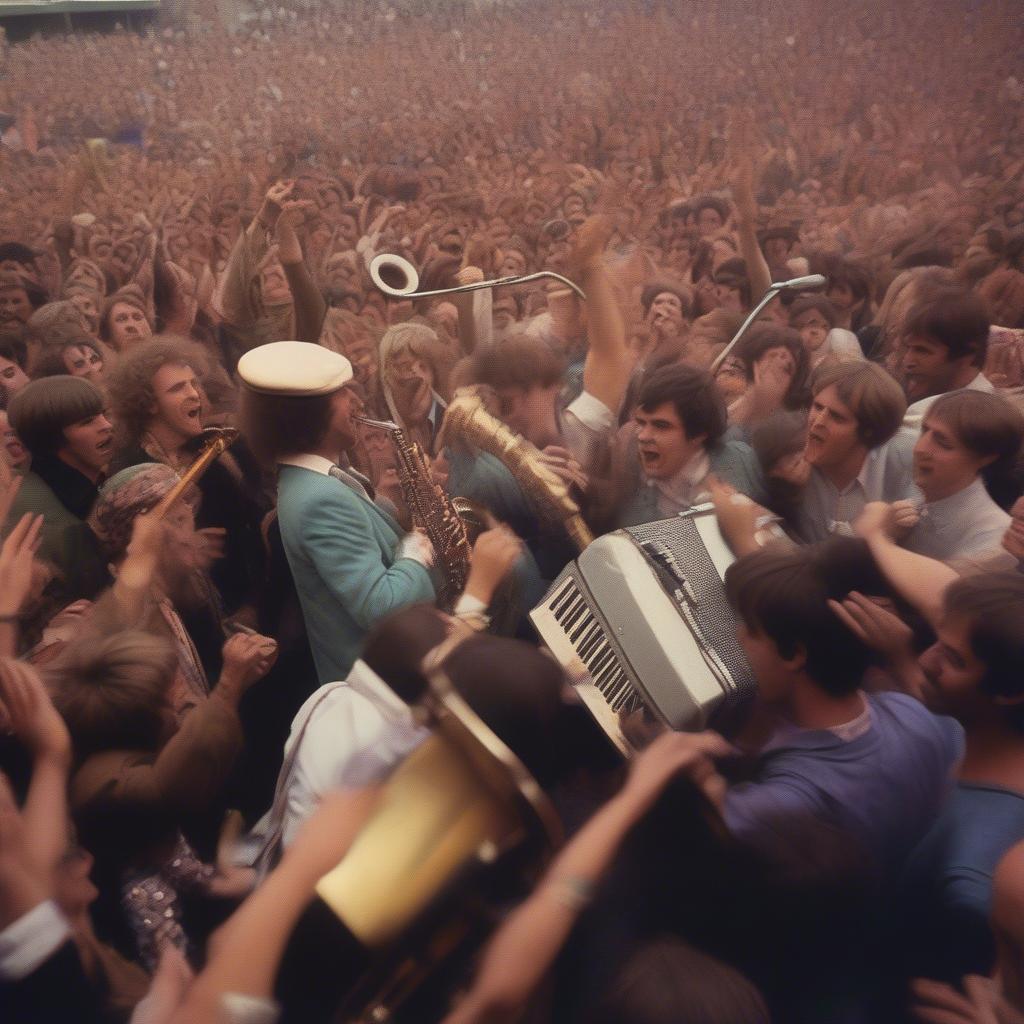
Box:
369;252;586;302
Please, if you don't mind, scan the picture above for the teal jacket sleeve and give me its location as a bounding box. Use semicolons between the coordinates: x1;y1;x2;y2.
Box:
298;485;435;628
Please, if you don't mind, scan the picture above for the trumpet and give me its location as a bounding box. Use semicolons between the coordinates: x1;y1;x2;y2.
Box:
369;252;587;302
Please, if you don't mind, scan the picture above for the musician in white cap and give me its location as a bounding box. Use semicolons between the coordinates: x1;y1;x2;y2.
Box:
237;341;436;684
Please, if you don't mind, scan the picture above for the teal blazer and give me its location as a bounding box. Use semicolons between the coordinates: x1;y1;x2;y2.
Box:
277;464;435;683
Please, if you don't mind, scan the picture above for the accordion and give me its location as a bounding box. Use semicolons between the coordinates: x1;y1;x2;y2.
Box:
530;505;756;753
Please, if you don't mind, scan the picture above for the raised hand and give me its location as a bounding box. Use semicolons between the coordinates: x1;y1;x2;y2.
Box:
258;180;295;232
707;475;762;556
537;445;589;492
0;657;71;766
464;525;523;606
621;730;733;816
275;199;315;265
911;975;1024;1024
0;512;44;620
568;214;614;272
1003;496;1024;563
828;591;915;664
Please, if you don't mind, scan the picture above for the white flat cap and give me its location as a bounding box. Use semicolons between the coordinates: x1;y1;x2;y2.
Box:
237;341;353;396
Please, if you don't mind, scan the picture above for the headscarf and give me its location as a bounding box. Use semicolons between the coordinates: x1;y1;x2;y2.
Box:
89;462;179;558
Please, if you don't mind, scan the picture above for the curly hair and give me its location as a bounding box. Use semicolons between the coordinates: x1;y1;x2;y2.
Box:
105;335;210;450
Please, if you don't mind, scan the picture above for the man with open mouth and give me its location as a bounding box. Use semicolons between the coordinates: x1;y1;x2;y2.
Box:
5;375;112;604
617;362;766;528
106;336;267;619
795;360;915;543
898;285;994;432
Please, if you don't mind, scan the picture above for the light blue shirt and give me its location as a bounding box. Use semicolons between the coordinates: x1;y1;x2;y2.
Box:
905;477;1010;564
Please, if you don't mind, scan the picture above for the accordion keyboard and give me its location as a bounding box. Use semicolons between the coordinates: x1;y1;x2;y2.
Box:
530;507;755;752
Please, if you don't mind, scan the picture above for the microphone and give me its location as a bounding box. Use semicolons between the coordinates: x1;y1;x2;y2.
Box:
776;273;827;291
709;274;828;374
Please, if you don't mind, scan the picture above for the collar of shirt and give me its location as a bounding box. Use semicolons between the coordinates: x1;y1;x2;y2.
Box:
919;476;989;529
346;658;413;721
904;373;994;429
30;452;100;520
279;453;373;501
646;450;711;509
278;453;335;476
761;693;873;754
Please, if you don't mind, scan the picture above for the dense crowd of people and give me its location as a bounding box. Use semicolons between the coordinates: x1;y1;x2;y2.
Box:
1;0;1024;1020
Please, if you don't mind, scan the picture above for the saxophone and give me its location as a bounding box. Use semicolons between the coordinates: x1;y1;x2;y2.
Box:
355;415;472;607
439;387;594;552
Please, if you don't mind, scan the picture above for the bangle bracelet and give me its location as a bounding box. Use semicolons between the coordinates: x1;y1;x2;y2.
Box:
454;610;490;632
0;613;19;623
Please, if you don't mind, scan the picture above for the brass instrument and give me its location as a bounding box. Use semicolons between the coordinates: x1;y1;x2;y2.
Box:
369;252;586;301
316;635;562;1022
153;427;239;518
355;415;472;607
440;386;594;552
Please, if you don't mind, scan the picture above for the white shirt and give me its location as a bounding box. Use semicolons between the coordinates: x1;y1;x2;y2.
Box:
647;451;711;518
278;660;427;846
903;373;994;432
0;900;70;981
561;390;615;476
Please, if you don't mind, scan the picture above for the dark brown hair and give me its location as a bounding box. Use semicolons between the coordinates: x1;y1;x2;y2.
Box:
637;363;726;449
724;540;873;696
641;281;693;322
30;336;104;380
903;286;990;367
7;375;104;456
944;573;1024;717
238;386;336;467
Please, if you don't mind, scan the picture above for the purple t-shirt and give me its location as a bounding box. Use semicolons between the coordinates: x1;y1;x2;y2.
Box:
724;692;964;877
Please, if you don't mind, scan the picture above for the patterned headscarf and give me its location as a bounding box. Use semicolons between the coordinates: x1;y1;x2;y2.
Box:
89;463;180;557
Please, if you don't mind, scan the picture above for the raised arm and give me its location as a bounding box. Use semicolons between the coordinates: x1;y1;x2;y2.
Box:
0;658;72;873
214;181;290;330
443;732;730;1024
855;502;959;628
276;206;327;345
168;788;382;1023
732;152;772;302
574;216;632;418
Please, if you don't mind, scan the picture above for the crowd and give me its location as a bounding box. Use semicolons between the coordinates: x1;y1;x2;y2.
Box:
1;0;1024;1019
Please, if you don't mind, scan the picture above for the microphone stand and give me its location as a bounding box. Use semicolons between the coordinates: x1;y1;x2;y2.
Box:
709;275;827;375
